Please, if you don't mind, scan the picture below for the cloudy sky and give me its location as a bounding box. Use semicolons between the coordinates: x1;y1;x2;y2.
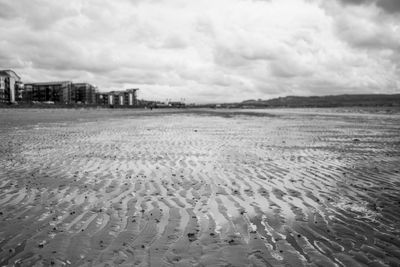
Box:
0;0;399;103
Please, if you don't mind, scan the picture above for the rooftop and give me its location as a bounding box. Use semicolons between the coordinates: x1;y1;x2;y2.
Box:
24;81;72;85
73;82;96;87
0;70;21;80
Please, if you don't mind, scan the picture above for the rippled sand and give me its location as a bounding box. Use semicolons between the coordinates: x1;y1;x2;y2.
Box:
1;108;399;266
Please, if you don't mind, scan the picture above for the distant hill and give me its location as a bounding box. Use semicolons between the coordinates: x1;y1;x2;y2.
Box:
239;94;400;108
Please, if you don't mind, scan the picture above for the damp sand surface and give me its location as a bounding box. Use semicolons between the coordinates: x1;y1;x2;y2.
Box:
1;108;400;266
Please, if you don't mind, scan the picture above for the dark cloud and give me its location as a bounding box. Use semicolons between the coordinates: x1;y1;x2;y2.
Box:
332;7;400;51
269;60;312;78
377;0;400;13
342;0;372;4
338;0;400;13
0;1;17;19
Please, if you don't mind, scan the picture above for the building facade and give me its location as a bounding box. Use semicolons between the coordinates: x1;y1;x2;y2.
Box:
0;70;23;103
24;81;73;103
1;69;140;107
71;83;97;104
96;88;138;107
106;92;123;106
125;89;138;106
96;93;109;106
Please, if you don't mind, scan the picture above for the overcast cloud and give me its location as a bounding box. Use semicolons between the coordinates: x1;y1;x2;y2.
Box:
0;0;399;103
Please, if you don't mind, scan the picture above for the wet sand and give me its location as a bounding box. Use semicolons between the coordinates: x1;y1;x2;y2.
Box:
1;108;400;266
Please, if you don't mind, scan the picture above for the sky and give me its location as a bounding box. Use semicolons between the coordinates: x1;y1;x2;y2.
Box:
0;0;399;103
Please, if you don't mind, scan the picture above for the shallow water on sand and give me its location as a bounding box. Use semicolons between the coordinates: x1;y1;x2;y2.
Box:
0;109;400;266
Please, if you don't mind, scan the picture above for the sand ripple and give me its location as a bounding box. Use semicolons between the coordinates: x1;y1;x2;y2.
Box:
0;109;400;266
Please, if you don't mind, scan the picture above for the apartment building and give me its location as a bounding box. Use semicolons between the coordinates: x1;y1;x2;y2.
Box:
97;88;139;107
0;70;23;103
71;83;97;104
23;81;73;104
1;69;140;107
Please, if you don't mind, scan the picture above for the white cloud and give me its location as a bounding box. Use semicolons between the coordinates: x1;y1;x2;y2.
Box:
0;0;399;103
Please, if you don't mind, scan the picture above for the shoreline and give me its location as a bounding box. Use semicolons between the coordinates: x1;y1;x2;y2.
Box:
1;106;399;128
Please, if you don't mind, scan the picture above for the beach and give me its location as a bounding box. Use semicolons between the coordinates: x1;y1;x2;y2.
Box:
1;108;399;266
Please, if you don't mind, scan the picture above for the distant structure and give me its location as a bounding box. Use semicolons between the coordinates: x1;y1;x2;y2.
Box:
152;101;186;108
24;81;73;104
0;70;24;103
98;89;138;107
96;93;109;106
1;69;140;107
126;89;139;106
169;101;185;108
71;83;97;104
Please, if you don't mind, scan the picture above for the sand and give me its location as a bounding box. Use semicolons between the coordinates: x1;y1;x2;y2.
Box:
0;108;399;266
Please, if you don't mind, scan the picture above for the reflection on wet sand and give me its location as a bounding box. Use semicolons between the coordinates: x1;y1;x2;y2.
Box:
0;109;399;266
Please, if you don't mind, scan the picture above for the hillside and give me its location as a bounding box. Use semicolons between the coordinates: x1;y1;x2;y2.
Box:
240;94;400;108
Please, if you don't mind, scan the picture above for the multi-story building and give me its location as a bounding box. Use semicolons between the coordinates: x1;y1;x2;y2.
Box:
1;70;139;107
96;93;109;106
125;89;138;106
109;91;125;106
96;88;138;107
0;70;23;103
71;83;97;104
23;81;73;104
108;93;117;106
